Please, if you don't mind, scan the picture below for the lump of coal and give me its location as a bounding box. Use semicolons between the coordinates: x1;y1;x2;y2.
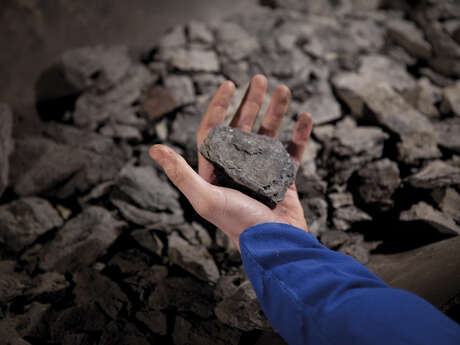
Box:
199;125;297;207
37;206;126;272
0;197;63;252
214;280;272;331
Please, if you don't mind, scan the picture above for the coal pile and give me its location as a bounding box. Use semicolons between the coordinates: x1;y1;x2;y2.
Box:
1;0;460;344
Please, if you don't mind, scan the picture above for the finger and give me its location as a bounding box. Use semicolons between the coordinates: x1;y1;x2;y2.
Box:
258;85;291;137
230;74;267;132
150;145;221;217
287;112;313;164
197;81;235;147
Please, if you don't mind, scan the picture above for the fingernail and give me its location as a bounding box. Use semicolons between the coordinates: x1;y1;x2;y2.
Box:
149;145;165;164
225;80;235;92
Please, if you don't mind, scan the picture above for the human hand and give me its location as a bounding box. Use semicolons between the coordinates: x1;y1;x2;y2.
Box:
150;75;313;250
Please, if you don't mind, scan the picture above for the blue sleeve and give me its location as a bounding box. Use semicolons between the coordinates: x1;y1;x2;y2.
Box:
239;222;460;345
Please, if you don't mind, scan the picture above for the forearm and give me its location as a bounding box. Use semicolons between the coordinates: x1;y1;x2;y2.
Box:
240;223;460;345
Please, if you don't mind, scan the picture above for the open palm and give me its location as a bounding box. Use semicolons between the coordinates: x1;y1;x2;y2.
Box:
150;75;313;249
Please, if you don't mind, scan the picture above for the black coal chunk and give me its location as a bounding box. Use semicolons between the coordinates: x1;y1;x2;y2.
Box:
199;125;297;207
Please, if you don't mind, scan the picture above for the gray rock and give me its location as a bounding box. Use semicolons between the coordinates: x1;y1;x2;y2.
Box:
124;265;167;301
320;230;350;249
0;319;32;345
300;198;328;237
111;198;184;230
435;117;460;153
135;310;167;335
131;229;164;256
441;81;460;116
358;55;416;96
296;139;327;197
25;272;69;302
173;316;241;345
13;302;51;338
432;188;460;223
407;160;460;189
108;249;153;276
158;25;186;49
387;18;432;59
72;64;153;129
339;242;370;264
405;77;442;118
300;92;341;125
0;271;31;304
169;112;202;167
188;21;214;45
193;73;226;95
316;118;388;184
100;123;142;141
43;123;115;154
329;191;354;209
12;137;124;199
168;232;219;283
250;49;310;80
38;206;126;272
113;165;181;213
73;268;131;319
98;321;150;345
357;159;401;211
296;162;327;197
333;75;440;164
199;125;297;207
333;205;372;231
215;22;259;61
221;59;251;86
400;202;460;235
59;45;132;91
165;48;220;72
149;276;216;318
175;222;212;248
0;103;13;197
215;280;272;331
36;45;133;107
0;197;63;252
164;75;196;107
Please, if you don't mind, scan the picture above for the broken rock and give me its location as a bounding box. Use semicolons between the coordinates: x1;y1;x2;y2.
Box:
164;75;196;107
149;276;216;318
168;232;219;283
38;206;126;272
300;197;328;237
435;117;460;153
215;22;259;61
387;18;432;59
199;125;297;207
173;316;241;345
113;165;181;213
407;160;460;189
432;188;460;223
0;197;63;252
357;159;401;211
166;48;220;72
12;137;124;199
316;118;388;184
215;280;272;331
400;202;460;235
441;81;460;116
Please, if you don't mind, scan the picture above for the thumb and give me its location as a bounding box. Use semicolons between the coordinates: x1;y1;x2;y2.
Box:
149;144;221;219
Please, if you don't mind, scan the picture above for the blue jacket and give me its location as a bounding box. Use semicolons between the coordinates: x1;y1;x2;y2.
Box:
240;223;460;345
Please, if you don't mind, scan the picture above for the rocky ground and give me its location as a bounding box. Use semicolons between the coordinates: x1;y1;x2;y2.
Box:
1;0;460;344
